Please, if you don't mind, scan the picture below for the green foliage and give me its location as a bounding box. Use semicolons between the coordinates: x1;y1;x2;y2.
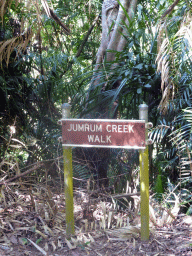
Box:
1;0;192;202
149;2;192;206
154;174;164;201
108;149;139;193
186;205;192;215
0;0;101;176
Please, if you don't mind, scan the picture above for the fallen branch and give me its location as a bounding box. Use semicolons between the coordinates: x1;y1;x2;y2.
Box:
0;162;44;185
111;192;140;199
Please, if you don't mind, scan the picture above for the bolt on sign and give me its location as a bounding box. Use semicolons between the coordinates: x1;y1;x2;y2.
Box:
61;119;146;149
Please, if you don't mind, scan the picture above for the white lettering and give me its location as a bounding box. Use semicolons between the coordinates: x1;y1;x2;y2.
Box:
90;124;95;132
129;125;134;133
101;135;105;143
78;124;84;131
88;135;94;142
106;135;112;143
73;124;77;131
106;125;111;132
96;124;102;132
85;124;89;131
118;125;122;132
106;124;134;133
94;135;100;142
123;125;128;133
87;135;112;144
112;125;117;132
67;122;134;134
67;124;72;131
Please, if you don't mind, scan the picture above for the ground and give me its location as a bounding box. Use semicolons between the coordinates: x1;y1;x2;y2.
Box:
0;183;192;256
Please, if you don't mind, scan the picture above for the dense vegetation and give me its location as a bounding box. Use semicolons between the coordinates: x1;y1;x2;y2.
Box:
0;0;192;213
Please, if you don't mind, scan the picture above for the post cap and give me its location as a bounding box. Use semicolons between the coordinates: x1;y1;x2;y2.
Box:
139;103;148;122
139;103;148;110
62;103;71;119
62;103;71;109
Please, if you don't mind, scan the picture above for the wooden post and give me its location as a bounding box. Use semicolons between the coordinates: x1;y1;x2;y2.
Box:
62;103;75;237
139;104;149;241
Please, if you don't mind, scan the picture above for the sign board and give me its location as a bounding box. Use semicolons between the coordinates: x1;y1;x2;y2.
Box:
61;119;145;149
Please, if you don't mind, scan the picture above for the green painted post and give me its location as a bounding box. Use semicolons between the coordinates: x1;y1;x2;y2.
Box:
62;103;75;237
139;104;149;241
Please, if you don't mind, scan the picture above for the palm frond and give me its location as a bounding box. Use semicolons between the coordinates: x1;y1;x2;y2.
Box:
156;10;192;112
0;0;71;67
150;124;171;144
0;29;33;67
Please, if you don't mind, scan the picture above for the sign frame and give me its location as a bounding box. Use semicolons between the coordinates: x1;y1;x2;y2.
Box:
61;118;146;149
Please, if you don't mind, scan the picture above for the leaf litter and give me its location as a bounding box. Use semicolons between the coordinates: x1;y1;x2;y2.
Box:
0;164;191;255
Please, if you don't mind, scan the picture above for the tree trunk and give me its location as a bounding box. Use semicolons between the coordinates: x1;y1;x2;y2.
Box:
95;0;137;69
86;0;138;187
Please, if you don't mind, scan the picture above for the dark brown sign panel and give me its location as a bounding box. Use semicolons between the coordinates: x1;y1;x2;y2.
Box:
61;119;145;149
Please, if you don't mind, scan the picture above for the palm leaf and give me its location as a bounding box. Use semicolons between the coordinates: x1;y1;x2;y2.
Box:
156;10;192;112
0;30;33;67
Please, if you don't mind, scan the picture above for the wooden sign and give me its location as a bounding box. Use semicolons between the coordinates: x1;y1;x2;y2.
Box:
61;119;145;149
